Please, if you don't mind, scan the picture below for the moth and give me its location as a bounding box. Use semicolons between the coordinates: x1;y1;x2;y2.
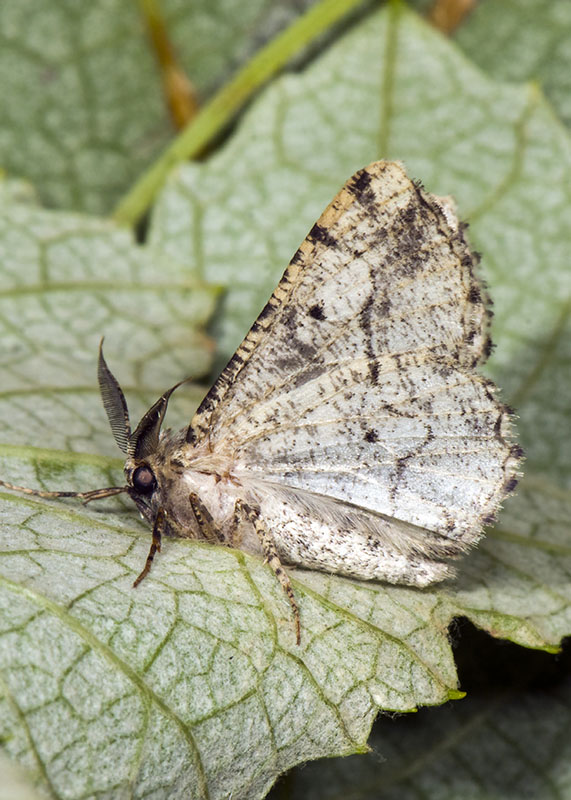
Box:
1;161;523;644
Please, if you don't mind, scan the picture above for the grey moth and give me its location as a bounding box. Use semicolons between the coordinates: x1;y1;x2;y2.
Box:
1;161;523;644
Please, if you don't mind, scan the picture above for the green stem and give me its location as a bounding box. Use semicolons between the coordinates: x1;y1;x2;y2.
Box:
112;0;368;227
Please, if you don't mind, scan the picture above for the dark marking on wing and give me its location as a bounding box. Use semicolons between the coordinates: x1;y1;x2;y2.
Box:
347;168;376;206
290;247;304;265
309;303;326;321
468;285;481;304
510;444;525;459
309;223;338;248
503;477;519;494
359;294;379;384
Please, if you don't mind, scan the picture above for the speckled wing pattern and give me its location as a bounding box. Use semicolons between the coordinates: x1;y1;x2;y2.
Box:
189;161;522;581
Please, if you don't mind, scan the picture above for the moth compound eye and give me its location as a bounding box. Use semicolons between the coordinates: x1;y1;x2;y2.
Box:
132;466;156;495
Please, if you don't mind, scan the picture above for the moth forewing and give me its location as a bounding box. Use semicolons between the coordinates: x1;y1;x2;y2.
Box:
1;161;523;646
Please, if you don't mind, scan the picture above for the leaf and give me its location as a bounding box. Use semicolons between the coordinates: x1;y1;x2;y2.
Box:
1;3;570;800
455;0;571;128
0;178;217;454
0;0;321;214
271;656;571;798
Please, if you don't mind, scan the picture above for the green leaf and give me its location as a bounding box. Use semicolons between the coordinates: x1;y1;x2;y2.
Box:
0;0;324;214
271;662;571;798
455;0;571;128
1;3;570;799
0;178;217;455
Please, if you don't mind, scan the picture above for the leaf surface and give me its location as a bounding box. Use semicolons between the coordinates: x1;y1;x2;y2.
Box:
455;0;571;128
271;664;571;798
0;0;319;214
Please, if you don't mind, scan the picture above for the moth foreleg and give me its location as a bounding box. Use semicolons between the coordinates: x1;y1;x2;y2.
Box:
235;499;301;645
189;492;225;543
133;506;166;587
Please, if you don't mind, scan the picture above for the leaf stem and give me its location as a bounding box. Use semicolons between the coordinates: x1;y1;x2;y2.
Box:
112;0;368;227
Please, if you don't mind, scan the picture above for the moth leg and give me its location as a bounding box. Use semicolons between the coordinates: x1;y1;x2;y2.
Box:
235;499;301;646
0;480;127;504
133;507;166;587
189;492;225;543
230;500;246;548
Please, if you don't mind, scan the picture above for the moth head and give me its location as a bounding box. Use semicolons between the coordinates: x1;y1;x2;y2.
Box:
98;341;184;521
